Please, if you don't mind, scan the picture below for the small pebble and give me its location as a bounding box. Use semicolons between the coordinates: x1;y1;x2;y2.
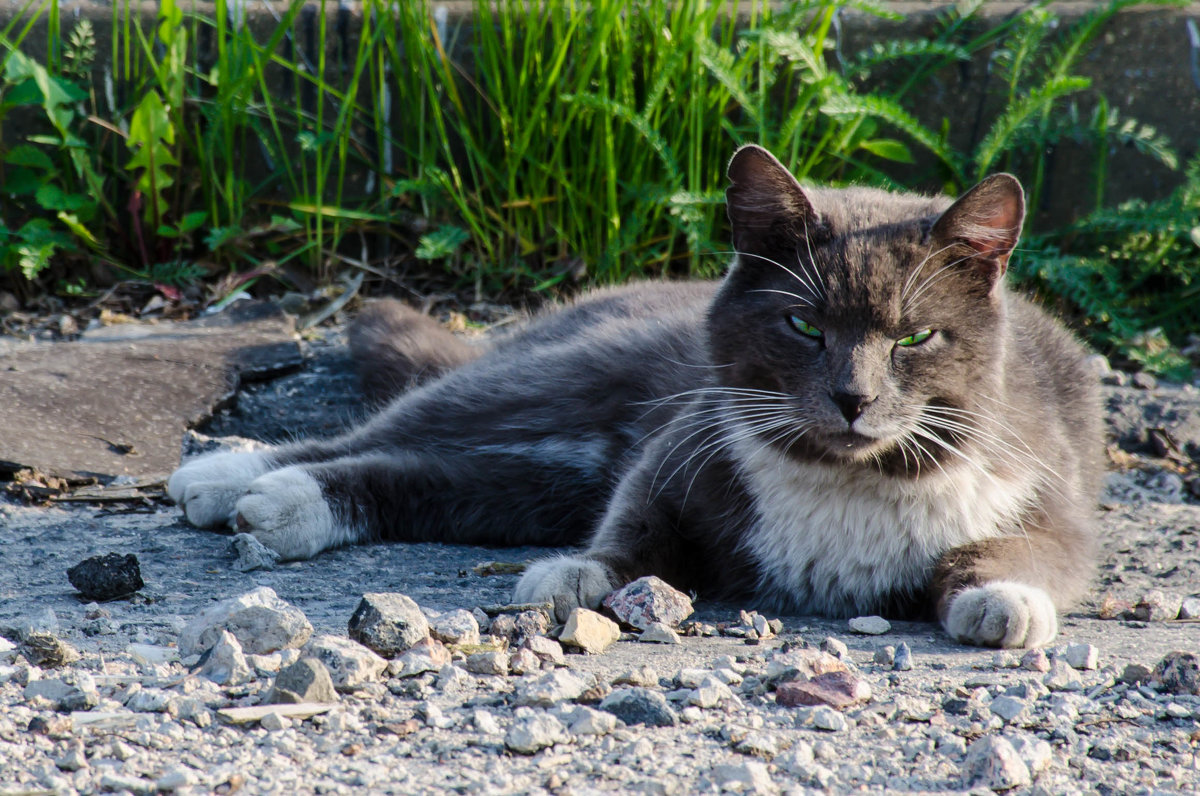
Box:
893;642;913;671
847;615;890;635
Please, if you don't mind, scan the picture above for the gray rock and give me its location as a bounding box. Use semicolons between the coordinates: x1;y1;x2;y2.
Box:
229;533;279;572
125;687;171;713
522;635;566;666
613;665;659;687
514;669;593;707
821;636;849;659
1020;648;1051;673
464;650;509;676
873;645;896;666
430;609;480;646
302;634;387;692
436;663;475;692
1133;589;1183;622
1132;371;1158;390
893;641;913;671
264;657;338;704
347;592;430;657
989;695;1027;722
848;615;890;635
24;677;97;712
196;629;252;686
179;587;312;657
962;735;1032;790
735;731;781;759
602;575;694;630
599;687;679;727
1154;651;1200;695
505;710;568;754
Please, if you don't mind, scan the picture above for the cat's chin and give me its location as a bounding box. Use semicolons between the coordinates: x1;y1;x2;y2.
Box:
814;430;894;462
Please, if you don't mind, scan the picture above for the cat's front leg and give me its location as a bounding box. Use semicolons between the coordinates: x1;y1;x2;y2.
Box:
511;556;620;611
932;511;1094;648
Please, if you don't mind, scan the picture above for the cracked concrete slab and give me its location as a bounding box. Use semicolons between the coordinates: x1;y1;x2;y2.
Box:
0;302;301;480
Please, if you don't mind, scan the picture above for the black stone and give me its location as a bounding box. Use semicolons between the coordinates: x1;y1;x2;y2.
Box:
67;553;144;601
598;687;678;727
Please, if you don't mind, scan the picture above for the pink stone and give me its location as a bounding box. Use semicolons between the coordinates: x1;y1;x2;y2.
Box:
602;576;694;630
775;671;871;709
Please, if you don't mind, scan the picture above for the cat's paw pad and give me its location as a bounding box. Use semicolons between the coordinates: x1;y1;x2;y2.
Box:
512;557;617;611
233;467;352;561
945;581;1058;648
168;451;272;528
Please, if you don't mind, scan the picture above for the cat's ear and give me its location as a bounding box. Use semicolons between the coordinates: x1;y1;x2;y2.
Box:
930;173;1025;285
726;145;824;258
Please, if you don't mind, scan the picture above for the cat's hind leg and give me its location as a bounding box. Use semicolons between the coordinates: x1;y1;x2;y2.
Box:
168;450;275;528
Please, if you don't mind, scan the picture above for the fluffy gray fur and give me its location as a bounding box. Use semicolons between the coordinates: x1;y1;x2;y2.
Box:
169;145;1101;648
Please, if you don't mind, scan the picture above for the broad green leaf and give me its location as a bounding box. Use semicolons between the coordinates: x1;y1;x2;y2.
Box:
4;145;54;171
859;138;914;163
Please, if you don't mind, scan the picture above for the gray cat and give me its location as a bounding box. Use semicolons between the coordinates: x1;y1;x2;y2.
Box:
169;145;1101;648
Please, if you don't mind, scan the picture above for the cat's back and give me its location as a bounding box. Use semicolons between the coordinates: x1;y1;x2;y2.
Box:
497;280;718;351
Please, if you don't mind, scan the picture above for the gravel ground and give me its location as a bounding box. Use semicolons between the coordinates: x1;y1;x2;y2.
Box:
1;327;1198;795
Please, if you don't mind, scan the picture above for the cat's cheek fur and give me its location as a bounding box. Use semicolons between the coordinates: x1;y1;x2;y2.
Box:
512;556;618;610
944;581;1058;648
167;450;273;528
233;467;358;561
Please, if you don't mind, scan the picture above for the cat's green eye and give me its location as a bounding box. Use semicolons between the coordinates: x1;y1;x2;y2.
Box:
896;329;934;347
788;315;823;339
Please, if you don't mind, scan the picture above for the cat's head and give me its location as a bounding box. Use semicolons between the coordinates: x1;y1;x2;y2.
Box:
707;144;1025;474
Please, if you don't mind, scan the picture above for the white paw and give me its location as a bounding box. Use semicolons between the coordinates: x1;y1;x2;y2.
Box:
945;581;1058;648
168;451;272;528
233;467;355;560
512;556;617;610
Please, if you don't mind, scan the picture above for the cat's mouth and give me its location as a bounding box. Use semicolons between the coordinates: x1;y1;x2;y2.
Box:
822;428;892;458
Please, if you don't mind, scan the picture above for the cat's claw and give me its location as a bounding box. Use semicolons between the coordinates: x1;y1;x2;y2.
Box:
234;467;353;561
512;556;617;611
168;451;272;528
944;581;1058;648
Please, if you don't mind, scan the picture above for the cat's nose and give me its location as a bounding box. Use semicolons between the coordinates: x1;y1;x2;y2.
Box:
831;392;875;423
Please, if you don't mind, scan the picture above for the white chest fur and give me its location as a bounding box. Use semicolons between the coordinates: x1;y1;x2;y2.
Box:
733;439;1037;616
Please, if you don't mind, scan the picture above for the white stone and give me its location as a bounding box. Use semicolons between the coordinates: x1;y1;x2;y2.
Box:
514;669;593;708
559;608;619;654
711;761;775;794
504;711;568;754
1043;660;1084;691
430;609;480;646
301;634;386;692
963;736;1031;790
125;687;172;713
196;630;252;687
179;587;312;657
259;710;291;731
638;622;680;644
1064;643;1099;671
436;663;476;693
155;767;196;791
554;704;617;736
848;615;891;635
811;706;847;732
1006;733;1052;775
472;709;502;735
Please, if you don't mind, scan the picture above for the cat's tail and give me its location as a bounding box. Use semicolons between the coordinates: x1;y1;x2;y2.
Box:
348;299;482;406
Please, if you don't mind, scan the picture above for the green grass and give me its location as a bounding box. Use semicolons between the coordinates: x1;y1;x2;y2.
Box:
0;0;1192;372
